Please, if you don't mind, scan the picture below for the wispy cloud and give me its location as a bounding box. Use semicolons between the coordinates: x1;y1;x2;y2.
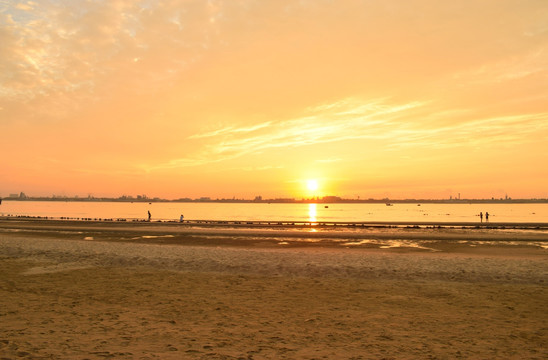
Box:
188;121;273;139
149;97;548;171
206;99;426;154
315;158;343;164
148;98;426;170
387;112;548;150
452;47;548;85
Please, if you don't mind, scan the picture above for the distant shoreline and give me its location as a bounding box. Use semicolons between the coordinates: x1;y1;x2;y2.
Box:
2;198;547;204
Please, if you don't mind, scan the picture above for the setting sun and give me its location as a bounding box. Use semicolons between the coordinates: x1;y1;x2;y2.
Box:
307;180;319;192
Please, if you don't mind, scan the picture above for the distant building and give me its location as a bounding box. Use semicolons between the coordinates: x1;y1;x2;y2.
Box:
254;196;263;202
273;198;295;203
118;195;134;200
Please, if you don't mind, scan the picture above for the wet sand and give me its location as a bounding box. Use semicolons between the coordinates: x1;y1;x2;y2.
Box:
0;219;547;359
1;218;547;249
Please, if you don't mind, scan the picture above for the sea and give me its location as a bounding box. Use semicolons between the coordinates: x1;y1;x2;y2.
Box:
1;200;547;224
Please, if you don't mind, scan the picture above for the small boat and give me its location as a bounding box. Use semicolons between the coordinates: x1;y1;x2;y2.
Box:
324;205;329;208
386;203;393;206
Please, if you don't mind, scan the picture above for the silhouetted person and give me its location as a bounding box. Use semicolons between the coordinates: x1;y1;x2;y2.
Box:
479;212;483;222
148;210;151;222
485;212;489;222
179;214;184;222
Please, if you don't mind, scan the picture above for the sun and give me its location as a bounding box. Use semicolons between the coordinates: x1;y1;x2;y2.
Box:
306;179;319;192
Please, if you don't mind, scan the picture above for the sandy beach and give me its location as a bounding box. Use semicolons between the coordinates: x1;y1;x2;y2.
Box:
1;219;547;359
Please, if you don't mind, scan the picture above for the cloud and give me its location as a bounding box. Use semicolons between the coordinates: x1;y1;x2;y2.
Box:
205;99;426;153
452;47;548;85
387;111;548;150
189;121;273;139
2;0;546;119
148;96;548;171
0;0;223;115
315;158;343;164
148;98;426;170
15;3;34;11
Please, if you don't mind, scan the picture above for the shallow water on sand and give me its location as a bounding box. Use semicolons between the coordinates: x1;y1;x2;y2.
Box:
1;201;547;223
1;218;546;252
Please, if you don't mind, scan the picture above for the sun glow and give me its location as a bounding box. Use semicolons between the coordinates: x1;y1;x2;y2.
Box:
307;179;319;192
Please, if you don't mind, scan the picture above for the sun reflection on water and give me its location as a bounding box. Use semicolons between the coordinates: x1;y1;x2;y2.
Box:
308;203;317;222
308;203;318;228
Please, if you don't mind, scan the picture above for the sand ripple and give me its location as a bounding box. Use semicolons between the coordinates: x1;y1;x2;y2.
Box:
1;235;546;284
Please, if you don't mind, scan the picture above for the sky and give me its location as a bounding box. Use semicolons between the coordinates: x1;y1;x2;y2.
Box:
1;0;547;200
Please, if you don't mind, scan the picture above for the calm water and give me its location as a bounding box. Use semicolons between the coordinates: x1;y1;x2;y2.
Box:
1;201;547;223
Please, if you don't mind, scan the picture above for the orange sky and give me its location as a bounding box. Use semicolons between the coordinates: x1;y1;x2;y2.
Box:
1;0;547;200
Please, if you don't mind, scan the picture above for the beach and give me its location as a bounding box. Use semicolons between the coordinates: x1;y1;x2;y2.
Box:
1;219;547;359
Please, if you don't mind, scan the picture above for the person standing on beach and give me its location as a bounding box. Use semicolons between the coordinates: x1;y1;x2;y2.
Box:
479;212;483;222
179;214;184;222
486;212;489;222
148;210;151;222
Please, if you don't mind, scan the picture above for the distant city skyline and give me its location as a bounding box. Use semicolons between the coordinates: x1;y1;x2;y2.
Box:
1;1;547;200
2;191;546;203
